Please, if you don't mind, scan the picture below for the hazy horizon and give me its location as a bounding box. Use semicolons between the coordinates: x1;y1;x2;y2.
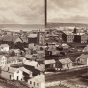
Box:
0;24;45;32
46;22;88;28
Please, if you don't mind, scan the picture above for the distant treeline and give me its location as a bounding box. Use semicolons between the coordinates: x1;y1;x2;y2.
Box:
47;23;88;28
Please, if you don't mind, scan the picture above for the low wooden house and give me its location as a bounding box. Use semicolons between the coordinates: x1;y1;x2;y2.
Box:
45;59;55;69
27;74;45;88
76;54;88;65
23;60;41;76
56;58;72;70
0;44;10;52
2;35;23;48
1;66;23;80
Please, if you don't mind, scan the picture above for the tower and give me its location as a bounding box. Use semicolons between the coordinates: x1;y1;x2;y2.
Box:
37;29;45;45
73;26;78;34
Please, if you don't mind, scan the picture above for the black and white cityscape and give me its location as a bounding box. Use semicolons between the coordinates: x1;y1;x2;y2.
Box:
0;0;88;88
45;0;88;88
0;0;45;88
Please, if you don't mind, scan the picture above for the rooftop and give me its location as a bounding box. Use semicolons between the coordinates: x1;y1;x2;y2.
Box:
23;60;38;67
28;34;37;38
2;35;22;43
45;59;55;64
20;67;32;74
0;44;9;47
2;66;17;73
59;58;72;64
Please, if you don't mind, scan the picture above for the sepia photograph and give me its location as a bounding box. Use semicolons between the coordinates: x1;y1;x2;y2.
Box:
0;0;45;88
45;0;88;88
0;0;88;88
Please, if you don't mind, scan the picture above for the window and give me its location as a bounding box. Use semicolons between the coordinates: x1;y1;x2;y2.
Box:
67;36;69;38
34;82;35;86
37;83;39;86
10;75;11;79
30;81;32;84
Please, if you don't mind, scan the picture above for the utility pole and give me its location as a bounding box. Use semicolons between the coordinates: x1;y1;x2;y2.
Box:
45;0;47;28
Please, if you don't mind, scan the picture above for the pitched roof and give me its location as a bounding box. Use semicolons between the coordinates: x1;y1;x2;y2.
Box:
0;55;5;59
23;60;38;67
7;56;24;63
64;32;74;35
9;67;17;73
1;66;9;71
28;34;37;38
76;33;85;35
2;66;17;73
79;54;88;59
20;37;28;43
28;74;45;83
37;64;45;72
2;35;22;43
24;65;40;75
0;44;9;47
10;49;20;53
20;67;32;74
59;58;72;64
45;59;55;64
25;55;33;59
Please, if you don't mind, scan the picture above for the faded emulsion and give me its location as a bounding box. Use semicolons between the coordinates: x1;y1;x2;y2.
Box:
0;0;45;88
45;0;88;88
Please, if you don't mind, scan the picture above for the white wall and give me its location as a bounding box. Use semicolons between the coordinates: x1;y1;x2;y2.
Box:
1;47;9;52
0;56;7;67
14;70;23;80
87;58;88;65
27;74;45;88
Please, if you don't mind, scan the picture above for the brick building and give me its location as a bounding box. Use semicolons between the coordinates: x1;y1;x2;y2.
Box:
62;32;74;43
74;33;88;43
28;30;44;45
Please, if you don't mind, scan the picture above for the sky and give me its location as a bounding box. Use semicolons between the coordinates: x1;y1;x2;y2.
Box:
0;0;44;24
47;0;88;23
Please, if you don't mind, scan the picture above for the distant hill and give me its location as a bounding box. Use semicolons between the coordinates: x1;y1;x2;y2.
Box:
46;23;88;28
0;24;45;28
0;24;45;31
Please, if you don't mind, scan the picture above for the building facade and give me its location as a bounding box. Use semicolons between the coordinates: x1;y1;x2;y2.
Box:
62;32;74;43
74;33;88;43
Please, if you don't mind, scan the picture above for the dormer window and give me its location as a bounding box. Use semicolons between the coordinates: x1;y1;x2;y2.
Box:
17;70;19;73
